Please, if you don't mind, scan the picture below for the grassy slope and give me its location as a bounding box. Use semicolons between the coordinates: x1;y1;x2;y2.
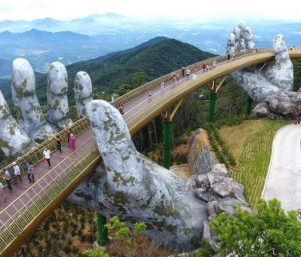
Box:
219;119;291;209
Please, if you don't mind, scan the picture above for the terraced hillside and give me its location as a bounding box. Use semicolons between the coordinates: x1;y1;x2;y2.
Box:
219;119;291;209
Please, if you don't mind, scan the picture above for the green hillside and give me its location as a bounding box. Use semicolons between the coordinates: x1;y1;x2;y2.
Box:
33;37;217;107
1;37;216;109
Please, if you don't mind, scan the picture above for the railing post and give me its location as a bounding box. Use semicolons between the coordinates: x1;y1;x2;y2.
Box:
208;92;217;123
97;213;108;246
245;95;253;115
163;120;172;169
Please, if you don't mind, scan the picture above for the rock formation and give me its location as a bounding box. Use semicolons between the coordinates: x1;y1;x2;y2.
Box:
11;58;57;142
187;129;215;175
252;90;300;119
226;23;293;103
66;113;251;253
226;21;255;56
67;100;208;252
47;61;73;130
74;71;93;118
0;58;77;157
0;90;37;156
185;129;252;251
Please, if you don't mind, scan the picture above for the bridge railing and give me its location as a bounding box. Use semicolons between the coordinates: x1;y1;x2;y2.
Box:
0;135;98;253
111;48;274;110
1;47;280;180
123;47;276;131
1;116;90;187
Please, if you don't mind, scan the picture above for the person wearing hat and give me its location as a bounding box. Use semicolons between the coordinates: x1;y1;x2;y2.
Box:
13;162;22;184
43;147;51;166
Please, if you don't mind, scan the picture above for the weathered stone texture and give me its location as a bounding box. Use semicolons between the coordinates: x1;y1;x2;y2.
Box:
47;62;73;130
74;71;93;118
11;58;56;141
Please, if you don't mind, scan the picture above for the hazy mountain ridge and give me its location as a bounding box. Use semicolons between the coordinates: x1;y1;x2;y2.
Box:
0;37;216;111
0;13;300;78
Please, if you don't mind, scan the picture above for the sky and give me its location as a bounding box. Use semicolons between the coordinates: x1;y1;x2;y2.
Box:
0;0;300;22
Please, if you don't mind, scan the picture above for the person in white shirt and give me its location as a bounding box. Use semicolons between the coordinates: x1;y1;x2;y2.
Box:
13;162;22;184
0;182;6;202
186;68;190;77
43;148;51;166
160;81;165;95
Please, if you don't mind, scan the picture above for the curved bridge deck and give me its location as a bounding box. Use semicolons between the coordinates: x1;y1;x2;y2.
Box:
1;47;301;256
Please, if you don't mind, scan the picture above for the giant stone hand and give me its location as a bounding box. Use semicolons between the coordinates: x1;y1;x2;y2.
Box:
67;100;208;252
0;58;75;157
74;71;93;118
47;61;73;130
0;90;37;156
12;58;57;142
227;22;294;102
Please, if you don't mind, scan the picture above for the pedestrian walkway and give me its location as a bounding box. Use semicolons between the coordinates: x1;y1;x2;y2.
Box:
262;123;301;211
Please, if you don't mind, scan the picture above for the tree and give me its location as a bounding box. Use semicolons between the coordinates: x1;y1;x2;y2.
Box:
114;84;134;96
210;198;301;256
81;216;166;257
132;71;146;87
82;248;109;257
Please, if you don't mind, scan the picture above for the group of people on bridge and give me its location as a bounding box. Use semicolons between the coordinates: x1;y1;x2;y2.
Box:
113;58;219;116
146;60;218;104
0;128;76;205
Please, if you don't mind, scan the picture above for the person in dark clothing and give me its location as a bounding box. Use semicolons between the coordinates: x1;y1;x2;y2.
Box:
181;67;185;77
67;128;72;146
3;168;12;192
27;162;34;183
56;135;62;154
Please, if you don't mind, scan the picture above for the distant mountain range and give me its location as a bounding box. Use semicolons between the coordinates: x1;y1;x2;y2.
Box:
0;13;300;78
0;37;216;110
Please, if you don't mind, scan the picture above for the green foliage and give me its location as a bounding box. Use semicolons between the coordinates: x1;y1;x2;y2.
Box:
82;248;110;257
193;239;215;257
114;84;135;97
82;216;150;257
203;122;237;168
292;59;301;91
210;199;301;256
105;216;146;245
132;71;146;87
2;38;216;110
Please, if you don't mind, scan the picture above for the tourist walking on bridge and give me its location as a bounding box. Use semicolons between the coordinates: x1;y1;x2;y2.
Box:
0;181;6;202
67;128;72;146
13;162;22;184
70;133;76;150
56;135;62;154
43;147;51;166
3;168;12;192
160;81;165;95
148;91;152;102
27;162;34;183
181;67;185;77
186;67;190;77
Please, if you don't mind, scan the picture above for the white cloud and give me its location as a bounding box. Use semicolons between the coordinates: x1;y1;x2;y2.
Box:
0;0;300;22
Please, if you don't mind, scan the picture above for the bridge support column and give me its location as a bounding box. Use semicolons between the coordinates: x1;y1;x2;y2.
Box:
208;92;217;123
163;120;172;169
97;213;108;246
245;95;253;115
161;100;183;169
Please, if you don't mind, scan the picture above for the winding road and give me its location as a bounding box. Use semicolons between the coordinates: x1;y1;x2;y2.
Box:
262;123;301;211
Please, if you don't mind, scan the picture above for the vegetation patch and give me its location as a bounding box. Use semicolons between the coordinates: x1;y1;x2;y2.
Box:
219;119;290;209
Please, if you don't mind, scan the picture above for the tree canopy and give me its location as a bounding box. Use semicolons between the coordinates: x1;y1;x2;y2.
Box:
210;198;301;256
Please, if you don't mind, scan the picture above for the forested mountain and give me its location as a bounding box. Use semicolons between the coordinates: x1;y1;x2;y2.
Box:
68;37;215;92
30;37;217;107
